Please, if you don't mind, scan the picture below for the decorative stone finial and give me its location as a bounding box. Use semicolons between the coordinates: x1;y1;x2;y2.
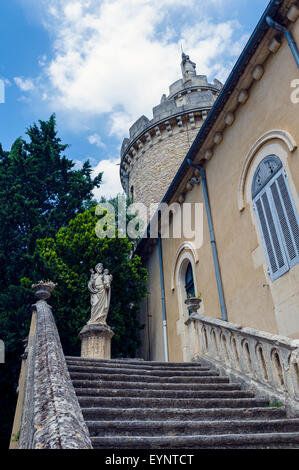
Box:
32;281;56;300
185;296;202;315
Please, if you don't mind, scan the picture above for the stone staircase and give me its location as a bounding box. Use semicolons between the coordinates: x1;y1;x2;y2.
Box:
66;356;299;449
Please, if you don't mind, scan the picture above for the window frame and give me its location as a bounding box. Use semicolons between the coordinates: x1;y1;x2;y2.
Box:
184;262;195;298
252;159;299;281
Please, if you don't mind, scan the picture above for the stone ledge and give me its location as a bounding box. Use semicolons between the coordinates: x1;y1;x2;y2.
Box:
18;300;92;449
186;313;299;417
187;313;299;350
79;323;114;339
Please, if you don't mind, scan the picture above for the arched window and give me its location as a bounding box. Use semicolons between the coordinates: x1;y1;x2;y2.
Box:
185;262;195;298
252;155;299;281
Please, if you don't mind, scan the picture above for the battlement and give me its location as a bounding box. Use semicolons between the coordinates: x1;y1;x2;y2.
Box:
121;73;222;158
119;54;223;205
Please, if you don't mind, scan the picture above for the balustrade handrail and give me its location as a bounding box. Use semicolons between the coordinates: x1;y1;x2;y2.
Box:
186;312;299;416
187;313;299;350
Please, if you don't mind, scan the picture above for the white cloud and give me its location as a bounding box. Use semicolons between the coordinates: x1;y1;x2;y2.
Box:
88;133;106;147
72;159;84;169
38;55;48;67
14;77;35;91
108;112;134;139
35;0;245;139
92;157;124;199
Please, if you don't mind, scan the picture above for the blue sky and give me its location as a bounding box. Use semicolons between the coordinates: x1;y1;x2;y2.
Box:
0;0;269;198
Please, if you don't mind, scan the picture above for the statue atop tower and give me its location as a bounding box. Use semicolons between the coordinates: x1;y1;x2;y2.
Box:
181;52;196;84
119;54;223;208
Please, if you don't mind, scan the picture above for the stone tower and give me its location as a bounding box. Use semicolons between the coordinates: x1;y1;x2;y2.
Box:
119;54;223;207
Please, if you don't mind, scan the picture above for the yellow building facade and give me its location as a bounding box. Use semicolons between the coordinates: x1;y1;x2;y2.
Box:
128;0;299;362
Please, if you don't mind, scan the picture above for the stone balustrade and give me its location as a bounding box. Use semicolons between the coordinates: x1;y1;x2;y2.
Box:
186;313;299;416
14;297;92;449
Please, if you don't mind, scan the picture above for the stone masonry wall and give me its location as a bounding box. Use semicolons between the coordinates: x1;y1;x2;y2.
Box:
129;124;200;208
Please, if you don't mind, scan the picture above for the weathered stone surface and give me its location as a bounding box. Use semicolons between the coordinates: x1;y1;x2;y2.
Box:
79;323;114;359
66;355;299;449
120;54;222;207
185;313;299;416
18;300;92;449
127;127;200;208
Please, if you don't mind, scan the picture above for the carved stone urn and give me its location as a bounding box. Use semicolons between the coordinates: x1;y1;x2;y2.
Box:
185;296;202;315
32;281;56;300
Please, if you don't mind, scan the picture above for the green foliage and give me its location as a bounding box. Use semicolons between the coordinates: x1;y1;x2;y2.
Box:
0;114;102;289
98;193;142;243
35;207;148;357
0;115;102;447
268;399;284;408
0;116;148;446
0;114;102;342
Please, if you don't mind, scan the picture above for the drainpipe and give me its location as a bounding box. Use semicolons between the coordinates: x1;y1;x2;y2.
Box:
187;160;228;321
158;235;169;362
266;16;299;69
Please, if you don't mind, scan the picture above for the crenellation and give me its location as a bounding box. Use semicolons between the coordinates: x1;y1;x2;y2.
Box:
202;110;208;120
165;120;173;135
154;125;162;140
145;132;153;147
136;139;145;153
120;53;222;206
189;113;195;129
176;116;183;131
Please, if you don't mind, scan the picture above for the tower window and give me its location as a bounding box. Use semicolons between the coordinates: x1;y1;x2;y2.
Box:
252;155;299;281
130;185;134;201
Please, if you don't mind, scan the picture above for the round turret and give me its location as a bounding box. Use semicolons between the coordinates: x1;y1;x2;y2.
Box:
120;54;223;207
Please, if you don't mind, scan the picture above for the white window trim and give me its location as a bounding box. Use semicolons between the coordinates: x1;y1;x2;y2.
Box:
238;130;297;212
171;241;199;291
173;248;199;362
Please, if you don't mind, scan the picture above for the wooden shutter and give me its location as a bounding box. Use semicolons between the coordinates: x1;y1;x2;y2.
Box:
270;171;299;268
254;188;289;280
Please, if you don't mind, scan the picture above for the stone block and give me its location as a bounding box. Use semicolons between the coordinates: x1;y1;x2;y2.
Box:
79;323;114;359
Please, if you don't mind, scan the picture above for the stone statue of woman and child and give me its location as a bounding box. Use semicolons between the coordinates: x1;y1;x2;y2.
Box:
79;262;114;359
87;263;113;326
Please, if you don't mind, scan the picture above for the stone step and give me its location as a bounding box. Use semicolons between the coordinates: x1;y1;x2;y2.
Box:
72;379;242;392
90;432;299;449
81;406;287;422
86;418;299;437
67;358;207;372
68;364;213;377
75;388;254;400
69;372;225;384
66;356;200;367
67;357;297;449
78;396;270;409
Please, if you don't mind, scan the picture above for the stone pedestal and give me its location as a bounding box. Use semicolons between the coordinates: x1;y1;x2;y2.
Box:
79;323;114;359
